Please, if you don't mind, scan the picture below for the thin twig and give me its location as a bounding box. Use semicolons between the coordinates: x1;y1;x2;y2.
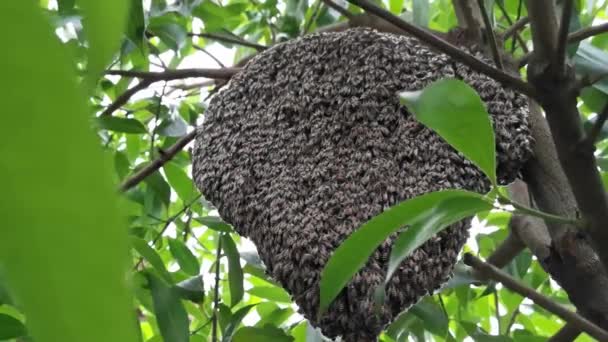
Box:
149;83;167;159
477;0;504;70
493;290;501;333
188;32;267;51
586;102;608;144
503;16;529;39
193;45;226;68
504;308;519;334
555;0;574;75
100;79;154;116
120;130;196;192
495;1;528;53
211;234;223;342
322;0;354;19
568;22;608;43
106;68;241;81
304;0;323;33
345;0;537;98
464;254;608;341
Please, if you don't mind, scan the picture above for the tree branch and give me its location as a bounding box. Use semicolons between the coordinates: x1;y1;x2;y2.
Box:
503;17;529;39
100;79;154;117
119;130;196;192
345;0;537;98
106;68;241;81
549;322;581;342
476;0;504;70
568;22;608;43
321;0;354;19
188;32;267;51
464;254;608;341
555;0;574;75
586;102;608;144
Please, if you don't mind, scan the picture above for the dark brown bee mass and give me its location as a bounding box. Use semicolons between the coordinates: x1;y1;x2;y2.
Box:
192;28;533;341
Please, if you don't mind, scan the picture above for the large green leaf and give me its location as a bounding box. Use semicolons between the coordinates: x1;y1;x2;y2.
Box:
168;238;200;275
222;304;257;342
0;3;137;342
248;286;292;303
319;190;492;315
0;314;27;339
232;325;294;342
400;78;497;184
76;0;129;86
164;162;198;202
410;299;448;338
131;237;173;283
96;116;148;134
221;234;244;307
386;193;492;281
574;42;608;94
146;272;189;342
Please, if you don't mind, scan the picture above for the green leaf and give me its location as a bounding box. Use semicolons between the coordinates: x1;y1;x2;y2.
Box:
57;0;76;14
148;16;187;51
196;216;233;232
0;314;27;339
248;286;292;303
164;162;197;202
0;3;138;342
131;237;173;283
126;0;146;50
146;272;189;342
96;116;148;134
168;238;200;275
574;42;608;94
232;326;294;342
319;190;492;315
222;304;257;342
144;171;171;207
386;192;492;282
220;234;244;307
413;0;430;27
174;275;205;303
389;0;405;14
158;115;189;137
400;78;497;184
410;299;448;337
76;0;129;87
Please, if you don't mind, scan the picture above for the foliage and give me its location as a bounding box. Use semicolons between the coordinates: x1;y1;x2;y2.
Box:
1;0;608;341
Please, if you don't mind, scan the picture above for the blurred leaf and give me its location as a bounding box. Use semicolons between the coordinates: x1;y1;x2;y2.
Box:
144;171;171;207
222;304;257;342
221;234;244;306
194;1;246;32
319;189;491;315
574;42;608;94
0;314;27;339
460;321;513;341
249;286;292;303
168;238;200;275
114;151;131;179
58;0;76;14
413;0;430;27
158;115;189;137
196;216;233;232
400;78;497;184
146;272;189;342
131;237;173;283
149;16;188;51
410;299;448;338
0;3;138;342
126;0;146;50
76;0;129;87
387;193;492;282
174;275;205;303
96;116;148;134
233;325;294;342
164;162;197;202
389;0;405;14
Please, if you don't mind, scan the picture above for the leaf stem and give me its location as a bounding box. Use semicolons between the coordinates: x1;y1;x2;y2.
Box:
497;194;583;227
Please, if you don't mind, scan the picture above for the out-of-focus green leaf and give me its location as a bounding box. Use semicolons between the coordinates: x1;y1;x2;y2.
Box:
126;0;146;50
76;0;129;86
148;16;187;50
233;325;294;342
249;286;292;303
574;42;608;94
196;216;233;232
410;299;448;338
389;0;405;14
144;171;171;207
0;3;138;342
222;304;257;342
319;190;492;315
58;0;76;14
96;116;148;134
168;238;200;275
158;115;189;137
400;78;497;184
413;0;430;27
221;234;244;306
164;162;197;202
174;275;205;303
146;272;189;342
0;314;27;339
131;237;173;283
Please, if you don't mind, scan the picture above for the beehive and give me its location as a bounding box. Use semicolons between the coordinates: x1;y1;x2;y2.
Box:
192;28;533;341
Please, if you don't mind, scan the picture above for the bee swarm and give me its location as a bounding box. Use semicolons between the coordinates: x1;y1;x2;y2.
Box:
193;28;533;341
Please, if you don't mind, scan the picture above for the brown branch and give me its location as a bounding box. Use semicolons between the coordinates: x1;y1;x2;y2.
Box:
188;32;267;51
106;68;241;81
569;22;608;43
120;130;196;192
476;0;504;70
345;0;537;98
464;254;608;341
100;79;154;116
586;102;608;144
549;322;581;342
211;235;222;342
193;45;226;68
503;17;529;39
555;0;574;75
495;2;529;53
321;0;354;20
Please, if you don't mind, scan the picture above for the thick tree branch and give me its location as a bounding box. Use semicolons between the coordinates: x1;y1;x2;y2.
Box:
555;0;574;74
345;0;537;98
549;322;581;342
106;68;241;82
464;254;608;341
188;32;267;51
568;22;608;43
120;131;196;192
